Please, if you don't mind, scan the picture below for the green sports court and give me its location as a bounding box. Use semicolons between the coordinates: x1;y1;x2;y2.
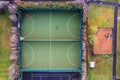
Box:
18;10;83;80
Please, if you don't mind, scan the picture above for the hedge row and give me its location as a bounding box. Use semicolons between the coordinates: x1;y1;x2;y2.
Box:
17;2;83;10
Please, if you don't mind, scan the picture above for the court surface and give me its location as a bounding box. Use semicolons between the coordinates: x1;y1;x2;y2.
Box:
22;41;80;68
94;28;112;54
23;72;80;80
21;10;82;69
21;11;80;40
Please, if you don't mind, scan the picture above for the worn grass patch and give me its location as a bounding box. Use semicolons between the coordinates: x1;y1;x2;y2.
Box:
0;10;11;80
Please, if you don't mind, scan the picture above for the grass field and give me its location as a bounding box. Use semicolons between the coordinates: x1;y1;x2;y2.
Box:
88;4;114;80
0;10;11;80
88;55;113;80
88;4;114;45
103;0;120;2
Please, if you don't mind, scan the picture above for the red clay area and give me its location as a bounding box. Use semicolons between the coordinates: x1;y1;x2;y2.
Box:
94;28;112;54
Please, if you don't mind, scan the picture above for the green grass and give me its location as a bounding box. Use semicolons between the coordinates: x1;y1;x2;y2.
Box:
88;3;120;79
88;54;113;80
88;4;114;28
103;0;120;2
88;4;114;80
88;4;114;44
0;10;11;80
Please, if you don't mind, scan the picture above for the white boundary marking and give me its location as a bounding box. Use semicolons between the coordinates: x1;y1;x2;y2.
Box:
23;14;35;39
67;14;80;39
69;73;78;80
67;42;80;67
22;12;81;68
22;42;35;67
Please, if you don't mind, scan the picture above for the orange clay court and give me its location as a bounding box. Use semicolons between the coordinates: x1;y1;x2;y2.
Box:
94;28;113;54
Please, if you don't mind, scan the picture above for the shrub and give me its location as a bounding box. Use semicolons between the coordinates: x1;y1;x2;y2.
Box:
17;2;83;10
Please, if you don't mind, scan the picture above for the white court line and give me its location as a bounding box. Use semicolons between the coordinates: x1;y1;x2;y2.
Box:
67;42;80;67
23;14;34;39
50;11;52;68
67;13;80;39
68;73;78;80
22;42;35;67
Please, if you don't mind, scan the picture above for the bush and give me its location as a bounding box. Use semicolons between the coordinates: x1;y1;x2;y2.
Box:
17;2;83;10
